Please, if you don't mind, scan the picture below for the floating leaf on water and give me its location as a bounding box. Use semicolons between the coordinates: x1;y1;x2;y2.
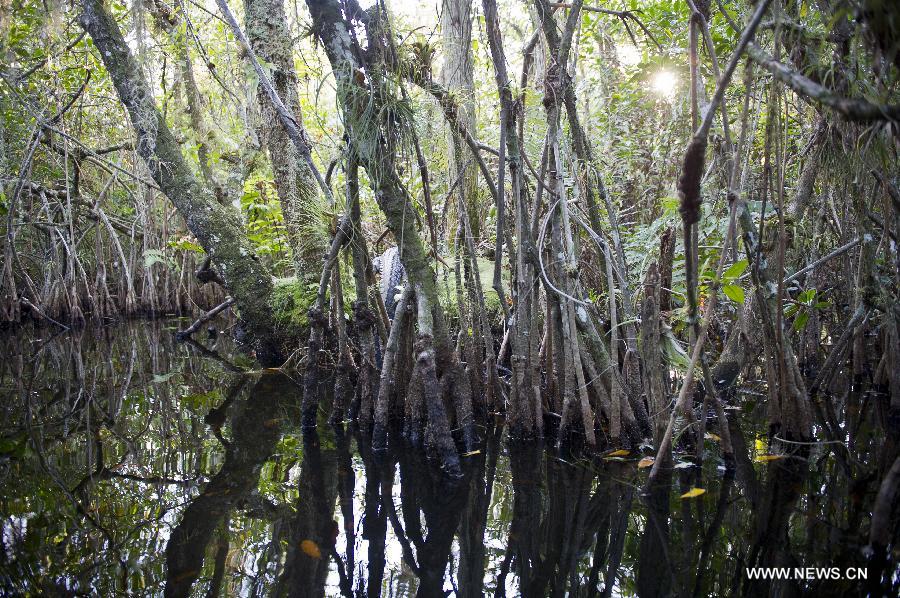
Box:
462;450;481;457
680;487;706;499
755;454;784;462
300;539;322;559
705;433;721;442
637;457;655;469
605;449;630;458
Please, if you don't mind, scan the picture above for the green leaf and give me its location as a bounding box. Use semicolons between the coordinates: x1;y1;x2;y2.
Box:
143;249;176;270
793;312;809;331
723;259;748;281
662;329;690;371
722;284;745;304
181;389;223;410
798;289;816;304
169;239;204;253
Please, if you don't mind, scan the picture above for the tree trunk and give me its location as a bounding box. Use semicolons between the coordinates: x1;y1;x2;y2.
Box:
79;0;283;365
442;0;480;242
245;0;325;282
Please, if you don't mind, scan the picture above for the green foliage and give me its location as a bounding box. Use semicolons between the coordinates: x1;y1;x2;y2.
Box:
143;249;177;270
269;277;318;331
436;256;507;323
241;175;291;272
784;288;831;332
721;259;748;304
180;388;224;411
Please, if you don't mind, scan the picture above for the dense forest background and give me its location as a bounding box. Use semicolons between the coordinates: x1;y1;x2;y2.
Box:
1;0;900;594
2;0;899;499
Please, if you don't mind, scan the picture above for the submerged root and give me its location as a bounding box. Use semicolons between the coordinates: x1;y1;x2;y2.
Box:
416;335;463;478
302;307;329;429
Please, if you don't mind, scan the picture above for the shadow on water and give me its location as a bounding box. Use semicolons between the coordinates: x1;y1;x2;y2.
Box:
0;321;898;596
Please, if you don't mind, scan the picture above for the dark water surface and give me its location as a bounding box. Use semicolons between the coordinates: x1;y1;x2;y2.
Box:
0;322;896;596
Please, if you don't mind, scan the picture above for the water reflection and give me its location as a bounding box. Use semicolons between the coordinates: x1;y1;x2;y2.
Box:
0;322;897;596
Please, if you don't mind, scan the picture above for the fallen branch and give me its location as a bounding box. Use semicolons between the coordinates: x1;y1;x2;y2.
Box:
19;296;71;330
176;297;235;340
783;237;861;285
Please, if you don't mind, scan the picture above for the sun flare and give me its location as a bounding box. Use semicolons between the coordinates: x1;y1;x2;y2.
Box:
651;70;678;98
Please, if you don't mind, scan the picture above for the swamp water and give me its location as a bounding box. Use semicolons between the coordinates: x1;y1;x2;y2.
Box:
0;321;896;596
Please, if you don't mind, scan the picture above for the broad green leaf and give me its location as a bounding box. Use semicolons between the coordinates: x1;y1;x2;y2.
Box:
723;259;748;281
722;284;745;304
793;312;809;331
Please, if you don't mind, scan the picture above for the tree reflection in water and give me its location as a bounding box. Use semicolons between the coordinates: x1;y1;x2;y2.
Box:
0;322;897;596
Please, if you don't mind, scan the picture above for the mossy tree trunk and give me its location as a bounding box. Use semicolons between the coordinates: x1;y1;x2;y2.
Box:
79;0;283;365
244;0;325;283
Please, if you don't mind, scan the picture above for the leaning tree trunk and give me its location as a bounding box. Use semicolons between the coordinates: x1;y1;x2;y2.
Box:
79;0;283;365
245;0;326;282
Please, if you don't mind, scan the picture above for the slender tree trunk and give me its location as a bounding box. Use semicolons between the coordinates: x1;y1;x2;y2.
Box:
442;0;480;242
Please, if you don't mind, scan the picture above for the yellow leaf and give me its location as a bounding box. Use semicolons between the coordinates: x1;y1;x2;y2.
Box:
755;454;784;462
300;539;322;559
637;457;655;469
605;449;630;458
462;450;482;457
705;433;721;442
680;487;706;499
